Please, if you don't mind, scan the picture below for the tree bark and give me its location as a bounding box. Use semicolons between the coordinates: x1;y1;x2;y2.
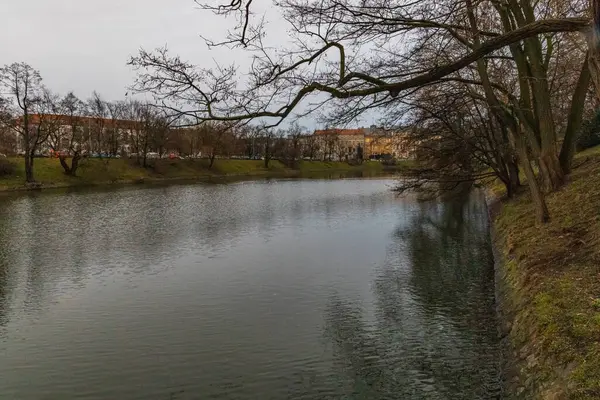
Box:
538;149;564;191
507;158;521;196
59;156;71;175
24;153;34;183
70;154;81;176
560;56;591;173
589;0;600;101
58;154;81;176
493;1;564;191
515;133;550;223
264;136;271;168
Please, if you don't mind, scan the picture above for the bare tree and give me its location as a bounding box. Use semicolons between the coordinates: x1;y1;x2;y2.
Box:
151;117;173;158
129;0;596;222
284;122;304;168
0;96;16;155
49;92;89;176
105;100;126;156
200;122;238;168
0;62;48;183
87;91;109;156
123;100;152;167
129;1;589;127
302;133;320;160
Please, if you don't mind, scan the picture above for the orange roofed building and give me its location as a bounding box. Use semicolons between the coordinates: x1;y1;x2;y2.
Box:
13;114;143;155
312;127;415;161
313;128;365;161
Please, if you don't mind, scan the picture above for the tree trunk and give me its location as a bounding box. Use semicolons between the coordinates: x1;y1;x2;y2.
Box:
60;154;81;176
264;139;271;168
525;48;564;191
495;1;563;190
142;142;148;168
507;158;521;196
24;154;34;183
589;50;600;101
59;156;72;175
538;150;564;192
516;134;550;223
71;154;80;176
209;152;216;169
560;56;591;173
589;1;600;101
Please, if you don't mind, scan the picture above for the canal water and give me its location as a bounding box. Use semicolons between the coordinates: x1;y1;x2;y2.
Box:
0;179;500;399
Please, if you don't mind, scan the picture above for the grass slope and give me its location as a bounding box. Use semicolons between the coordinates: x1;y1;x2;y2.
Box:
0;157;406;191
494;146;600;399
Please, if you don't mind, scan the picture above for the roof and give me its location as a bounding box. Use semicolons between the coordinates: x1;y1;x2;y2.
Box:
314;128;365;136
18;114;140;129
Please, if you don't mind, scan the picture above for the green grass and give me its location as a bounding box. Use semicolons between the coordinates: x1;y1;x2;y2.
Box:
0;158;151;190
209;159;286;175
493;145;600;399
297;160;372;172
297;159;413;173
0;157;408;191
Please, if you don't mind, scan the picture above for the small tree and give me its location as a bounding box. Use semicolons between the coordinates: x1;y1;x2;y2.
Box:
0;96;16;155
50;92;88;176
284;122;304;168
87;91;109;156
0;62;47;183
302;134;319;160
198;122;236;168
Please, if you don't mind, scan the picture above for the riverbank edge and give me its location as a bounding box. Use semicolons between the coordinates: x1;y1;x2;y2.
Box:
485;146;600;400
0;163;404;194
485;195;526;399
486;193;574;400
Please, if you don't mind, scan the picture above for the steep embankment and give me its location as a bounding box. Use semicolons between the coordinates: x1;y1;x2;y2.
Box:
0;157;406;192
492;146;600;399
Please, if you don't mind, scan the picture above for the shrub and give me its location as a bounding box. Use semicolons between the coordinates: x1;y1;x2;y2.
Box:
0;158;16;177
577;110;600;151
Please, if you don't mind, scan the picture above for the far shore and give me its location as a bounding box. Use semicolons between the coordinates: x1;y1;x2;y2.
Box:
0;157;410;194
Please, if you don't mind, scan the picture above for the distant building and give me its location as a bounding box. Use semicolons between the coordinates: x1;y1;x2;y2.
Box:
13;114;142;156
364;128;415;160
311;126;415;161
313;128;365;161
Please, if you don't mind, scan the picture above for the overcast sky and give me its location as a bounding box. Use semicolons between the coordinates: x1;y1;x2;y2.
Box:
1;0;375;129
2;1;265;98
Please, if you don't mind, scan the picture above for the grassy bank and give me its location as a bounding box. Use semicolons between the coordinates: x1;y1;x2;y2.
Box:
493;146;600;399
0;157;407;192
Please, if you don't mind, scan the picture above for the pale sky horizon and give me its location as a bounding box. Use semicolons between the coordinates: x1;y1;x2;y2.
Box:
1;0;378;129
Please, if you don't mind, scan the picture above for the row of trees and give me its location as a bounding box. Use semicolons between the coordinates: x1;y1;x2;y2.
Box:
0;63;179;181
128;0;600;223
0;63;330;183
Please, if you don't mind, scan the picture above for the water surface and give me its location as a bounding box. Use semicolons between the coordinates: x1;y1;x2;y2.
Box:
0;179;500;399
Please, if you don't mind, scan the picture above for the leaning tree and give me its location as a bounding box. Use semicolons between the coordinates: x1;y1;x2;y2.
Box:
129;0;600;222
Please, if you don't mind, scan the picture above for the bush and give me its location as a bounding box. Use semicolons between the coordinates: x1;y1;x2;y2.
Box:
0;158;16;177
577;110;600;151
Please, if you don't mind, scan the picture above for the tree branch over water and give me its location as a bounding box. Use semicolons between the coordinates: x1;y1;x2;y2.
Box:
129;14;589;126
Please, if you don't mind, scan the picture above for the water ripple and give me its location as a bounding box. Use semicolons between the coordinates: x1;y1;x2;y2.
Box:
0;181;500;399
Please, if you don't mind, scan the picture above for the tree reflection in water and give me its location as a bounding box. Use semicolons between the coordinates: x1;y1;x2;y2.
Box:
323;191;501;399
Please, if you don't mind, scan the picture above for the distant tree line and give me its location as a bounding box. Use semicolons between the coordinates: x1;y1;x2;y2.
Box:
0;63;322;184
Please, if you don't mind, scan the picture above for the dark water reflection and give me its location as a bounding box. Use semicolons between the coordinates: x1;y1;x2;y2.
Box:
0;180;499;399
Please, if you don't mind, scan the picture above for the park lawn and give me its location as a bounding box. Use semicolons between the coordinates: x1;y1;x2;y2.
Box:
0;157;151;190
209;159;286;175
0;157;409;191
295;159;414;173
